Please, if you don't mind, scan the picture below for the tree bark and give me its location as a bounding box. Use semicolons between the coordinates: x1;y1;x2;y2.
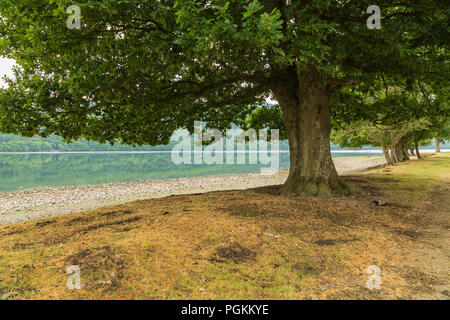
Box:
401;140;410;161
415;140;421;159
390;141;399;164
390;134;408;164
272;69;350;196
435;138;441;153
390;132;398;164
381;144;393;165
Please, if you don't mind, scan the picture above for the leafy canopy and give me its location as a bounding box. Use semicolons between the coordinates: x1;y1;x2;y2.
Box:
0;0;448;145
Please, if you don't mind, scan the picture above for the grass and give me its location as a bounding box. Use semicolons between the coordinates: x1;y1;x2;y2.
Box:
0;154;448;300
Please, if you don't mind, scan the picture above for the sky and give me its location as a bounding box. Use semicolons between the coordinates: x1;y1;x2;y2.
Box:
0;57;15;88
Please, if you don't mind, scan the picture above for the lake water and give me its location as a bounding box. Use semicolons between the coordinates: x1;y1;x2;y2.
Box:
0;151;382;192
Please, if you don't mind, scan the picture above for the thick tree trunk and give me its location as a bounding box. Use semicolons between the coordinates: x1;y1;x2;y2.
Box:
381;144;393;165
401;140;410;161
415;140;421;159
273;70;350;196
435;138;441;153
390;135;408;164
390;133;398;164
390;142;399;164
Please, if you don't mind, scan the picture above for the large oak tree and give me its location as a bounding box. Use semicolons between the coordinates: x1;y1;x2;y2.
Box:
0;0;448;195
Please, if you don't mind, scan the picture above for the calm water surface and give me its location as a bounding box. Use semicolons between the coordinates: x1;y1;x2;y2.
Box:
0;152;382;192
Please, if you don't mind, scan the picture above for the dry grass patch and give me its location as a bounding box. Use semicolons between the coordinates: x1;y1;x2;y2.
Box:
0;155;449;299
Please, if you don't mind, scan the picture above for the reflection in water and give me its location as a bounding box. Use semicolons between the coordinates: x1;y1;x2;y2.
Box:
0;153;289;192
0;152;380;192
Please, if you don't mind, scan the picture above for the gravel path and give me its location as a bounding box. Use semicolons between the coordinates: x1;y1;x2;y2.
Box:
0;156;386;225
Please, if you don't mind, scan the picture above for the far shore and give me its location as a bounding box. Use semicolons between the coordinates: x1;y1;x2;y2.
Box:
0;149;446;155
0;156;388;225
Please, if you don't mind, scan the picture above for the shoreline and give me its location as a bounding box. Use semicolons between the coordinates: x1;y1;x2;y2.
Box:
0;149;446;155
0;156;387;225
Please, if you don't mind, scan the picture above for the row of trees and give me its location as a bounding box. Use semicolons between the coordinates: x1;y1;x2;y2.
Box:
332;119;448;165
0;1;448;196
331;78;449;165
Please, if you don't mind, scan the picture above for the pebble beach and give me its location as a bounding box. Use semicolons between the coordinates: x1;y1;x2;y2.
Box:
0;156;386;225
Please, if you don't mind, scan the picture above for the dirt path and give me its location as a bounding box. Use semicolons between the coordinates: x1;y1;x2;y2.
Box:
406;181;450;299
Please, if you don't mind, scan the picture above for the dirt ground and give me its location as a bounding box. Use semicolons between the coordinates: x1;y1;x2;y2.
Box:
0;155;448;300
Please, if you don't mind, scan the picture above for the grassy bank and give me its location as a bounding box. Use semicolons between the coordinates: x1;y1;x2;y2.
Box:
0;155;448;299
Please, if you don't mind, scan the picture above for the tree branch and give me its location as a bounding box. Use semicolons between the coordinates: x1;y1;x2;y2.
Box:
327;79;360;87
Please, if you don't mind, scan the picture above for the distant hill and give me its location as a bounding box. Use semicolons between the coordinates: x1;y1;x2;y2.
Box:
0;134;445;152
0;134;173;152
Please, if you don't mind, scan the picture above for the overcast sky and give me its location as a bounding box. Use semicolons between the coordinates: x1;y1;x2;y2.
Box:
0;57;15;88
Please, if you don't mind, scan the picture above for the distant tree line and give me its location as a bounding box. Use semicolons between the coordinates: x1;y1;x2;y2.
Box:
0;134;174;152
1;133;444;153
330;78;449;165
